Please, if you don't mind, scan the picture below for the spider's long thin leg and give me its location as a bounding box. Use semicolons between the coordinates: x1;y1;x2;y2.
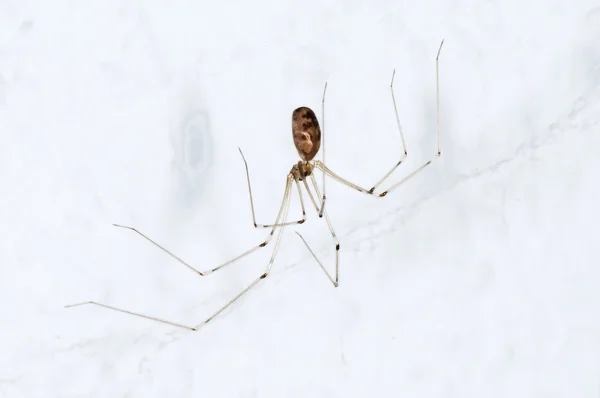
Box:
313;160;373;196
108;175;293;276
367;67;408;194
198;180;292;327
313;141;431;199
436;40;443;156
318;82;328;218
64;301;197;330
296;174;339;287
375;39;444;197
65;176;294;330
312;39;445;199
239;147;306;228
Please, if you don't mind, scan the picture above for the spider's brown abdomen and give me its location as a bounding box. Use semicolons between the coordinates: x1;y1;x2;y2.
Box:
292;107;321;161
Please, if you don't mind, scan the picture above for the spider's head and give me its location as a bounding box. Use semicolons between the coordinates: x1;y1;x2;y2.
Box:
292;106;321;161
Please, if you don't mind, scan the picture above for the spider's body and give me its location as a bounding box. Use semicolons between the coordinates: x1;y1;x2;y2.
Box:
290;106;320;181
292;106;321;161
66;40;445;332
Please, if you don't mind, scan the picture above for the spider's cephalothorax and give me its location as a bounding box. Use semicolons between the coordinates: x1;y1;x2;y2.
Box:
292;106;321;161
290;160;315;181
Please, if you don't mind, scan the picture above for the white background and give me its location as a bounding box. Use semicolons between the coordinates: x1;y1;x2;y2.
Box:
1;1;599;397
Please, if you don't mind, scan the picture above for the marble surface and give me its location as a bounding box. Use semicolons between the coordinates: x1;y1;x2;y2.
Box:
1;1;599;397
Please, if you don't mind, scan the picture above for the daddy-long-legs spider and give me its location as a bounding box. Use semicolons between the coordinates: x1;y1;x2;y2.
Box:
66;40;445;331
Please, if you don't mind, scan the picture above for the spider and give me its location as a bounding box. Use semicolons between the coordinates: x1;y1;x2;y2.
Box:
66;40;445;331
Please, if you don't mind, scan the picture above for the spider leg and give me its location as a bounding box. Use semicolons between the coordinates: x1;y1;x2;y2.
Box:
65;174;294;330
370;39;444;196
198;181;292;327
318;82;328;218
312;39;445;199
238;147;306;227
302;177;321;213
64;301;197;330
367;67;408;194
314;153;431;199
296;174;340;287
